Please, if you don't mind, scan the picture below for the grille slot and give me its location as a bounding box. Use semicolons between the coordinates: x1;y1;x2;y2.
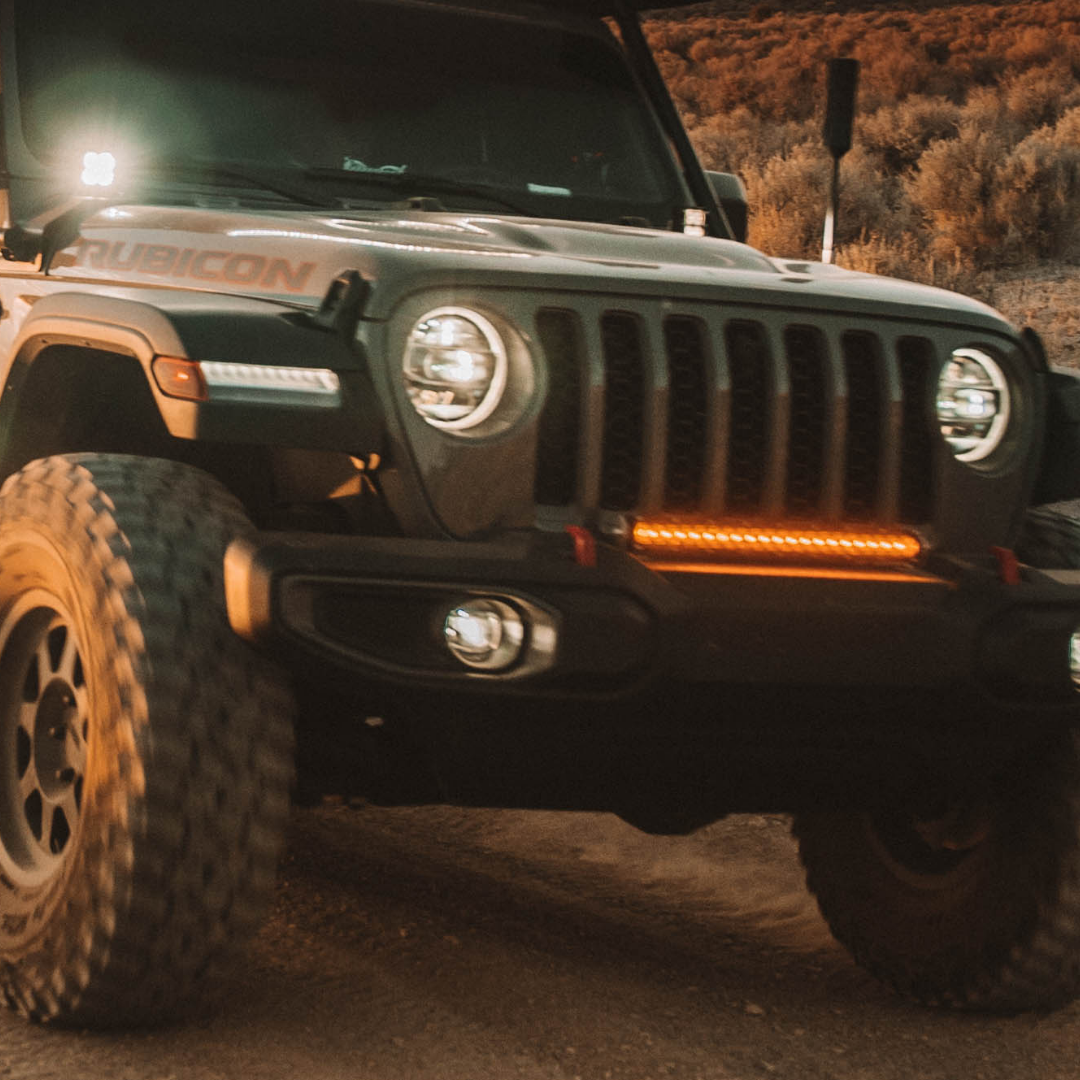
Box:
898;337;936;524
784;325;828;516
842;331;884;520
599;313;646;511
533;310;581;507
663;317;709;511
724;320;771;514
534;304;938;528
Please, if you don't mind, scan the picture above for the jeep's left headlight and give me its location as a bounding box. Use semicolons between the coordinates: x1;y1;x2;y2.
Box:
403;307;508;430
936;348;1010;462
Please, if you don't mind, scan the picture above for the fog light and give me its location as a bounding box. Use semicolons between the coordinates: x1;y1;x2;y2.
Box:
1069;631;1080;690
443;599;525;671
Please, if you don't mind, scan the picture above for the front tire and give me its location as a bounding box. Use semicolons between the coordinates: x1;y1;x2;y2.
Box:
795;737;1080;1011
794;501;1080;1012
0;454;293;1025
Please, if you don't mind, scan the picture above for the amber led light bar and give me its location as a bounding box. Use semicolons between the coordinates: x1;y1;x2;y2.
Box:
631;521;922;564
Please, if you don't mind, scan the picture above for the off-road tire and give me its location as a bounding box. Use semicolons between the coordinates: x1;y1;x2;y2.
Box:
792;501;1080;1013
793;734;1080;1012
0;454;293;1026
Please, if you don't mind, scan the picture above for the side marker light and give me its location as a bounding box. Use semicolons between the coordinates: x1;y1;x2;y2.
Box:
152;357;208;401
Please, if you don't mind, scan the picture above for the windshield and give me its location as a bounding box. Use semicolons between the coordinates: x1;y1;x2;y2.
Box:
14;0;688;227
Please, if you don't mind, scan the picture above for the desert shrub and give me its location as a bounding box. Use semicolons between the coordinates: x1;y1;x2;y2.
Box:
858;94;962;172
905;126;1013;265
991;131;1080;261
1050;104;1080;146
1003;24;1064;67
841;232;989;298
851;26;936;108
957;83;1013;134
1002;62;1080;129
833;147;915;242
743;144;901;257
647;0;1080;275
742;142;830;256
688;109;817;172
839;232;929;278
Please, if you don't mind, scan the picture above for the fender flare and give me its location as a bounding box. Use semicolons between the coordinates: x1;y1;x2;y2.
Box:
0;289;382;450
4;292;200;440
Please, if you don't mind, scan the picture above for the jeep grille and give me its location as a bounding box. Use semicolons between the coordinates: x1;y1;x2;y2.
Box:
533;306;936;525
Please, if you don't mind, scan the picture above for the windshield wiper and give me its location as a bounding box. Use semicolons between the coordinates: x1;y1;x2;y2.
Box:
304;167;534;215
134;159;335;208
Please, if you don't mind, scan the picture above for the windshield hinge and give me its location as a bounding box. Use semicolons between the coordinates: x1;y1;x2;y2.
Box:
310;270;370;341
2;197;112;270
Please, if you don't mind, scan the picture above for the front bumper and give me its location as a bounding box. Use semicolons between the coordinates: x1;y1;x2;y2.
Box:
224;529;1080;709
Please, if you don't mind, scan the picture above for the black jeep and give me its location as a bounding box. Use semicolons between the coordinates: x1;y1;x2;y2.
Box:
0;0;1078;1024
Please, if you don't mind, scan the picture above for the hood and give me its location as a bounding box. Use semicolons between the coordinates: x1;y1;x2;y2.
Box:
52;204;1012;332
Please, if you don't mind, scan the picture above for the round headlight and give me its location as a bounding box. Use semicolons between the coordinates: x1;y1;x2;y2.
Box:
403;307;508;430
936;348;1010;462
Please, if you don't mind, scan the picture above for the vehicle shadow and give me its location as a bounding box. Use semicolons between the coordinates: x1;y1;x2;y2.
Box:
2;806;1076;1080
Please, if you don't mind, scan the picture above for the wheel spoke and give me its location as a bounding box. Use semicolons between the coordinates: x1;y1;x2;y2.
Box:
18;760;41;803
53;788;80;840
35;638;54;681
56;629;81;686
68;686;90;752
17;700;37;737
67;723;88;773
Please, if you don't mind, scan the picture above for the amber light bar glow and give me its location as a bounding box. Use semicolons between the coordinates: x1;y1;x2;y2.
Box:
632;522;922;564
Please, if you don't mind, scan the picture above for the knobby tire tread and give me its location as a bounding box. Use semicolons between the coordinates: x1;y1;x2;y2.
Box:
0;454;293;1026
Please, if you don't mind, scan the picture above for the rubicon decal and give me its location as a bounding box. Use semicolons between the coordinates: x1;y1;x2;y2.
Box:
70;240;317;292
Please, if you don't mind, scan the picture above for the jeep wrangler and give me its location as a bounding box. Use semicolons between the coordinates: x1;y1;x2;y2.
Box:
1;0;1080;1026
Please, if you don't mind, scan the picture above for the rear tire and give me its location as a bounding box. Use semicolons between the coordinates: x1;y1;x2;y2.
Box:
0;454;293;1026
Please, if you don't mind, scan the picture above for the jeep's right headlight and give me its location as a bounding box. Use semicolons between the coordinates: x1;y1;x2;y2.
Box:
403;307;508;430
936;348;1010;462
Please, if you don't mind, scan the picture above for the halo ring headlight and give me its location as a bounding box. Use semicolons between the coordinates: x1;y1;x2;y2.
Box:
936;347;1010;462
403;306;508;430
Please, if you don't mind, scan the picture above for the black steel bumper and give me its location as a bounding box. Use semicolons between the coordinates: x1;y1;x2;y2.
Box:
224;529;1080;709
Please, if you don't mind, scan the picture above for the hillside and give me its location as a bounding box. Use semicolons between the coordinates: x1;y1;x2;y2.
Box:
645;0;1080;288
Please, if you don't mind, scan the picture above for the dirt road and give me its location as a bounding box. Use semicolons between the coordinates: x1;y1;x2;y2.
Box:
1;805;1077;1080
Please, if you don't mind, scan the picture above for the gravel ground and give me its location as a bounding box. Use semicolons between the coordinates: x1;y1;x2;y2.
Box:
2;804;1078;1080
